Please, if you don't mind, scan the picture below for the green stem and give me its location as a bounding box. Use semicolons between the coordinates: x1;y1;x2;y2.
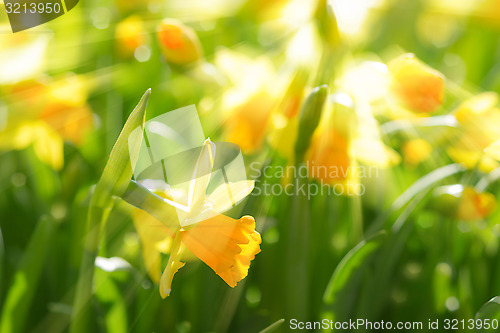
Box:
70;201;114;333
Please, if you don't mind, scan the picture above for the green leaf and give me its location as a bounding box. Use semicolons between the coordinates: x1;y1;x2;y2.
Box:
367;163;464;235
475;297;500;332
92;88;151;208
391;164;464;213
323;231;386;321
259;319;285;333
0;216;55;333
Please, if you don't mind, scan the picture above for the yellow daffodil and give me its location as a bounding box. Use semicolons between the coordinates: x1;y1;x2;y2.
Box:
157;19;204;65
39;75;93;145
0;75;94;169
388;53;445;113
131;139;261;297
224;91;276;154
307;127;351;180
115;16;149;59
447;92;500;172
0;120;64;170
306;93;399;194
216;49;283;154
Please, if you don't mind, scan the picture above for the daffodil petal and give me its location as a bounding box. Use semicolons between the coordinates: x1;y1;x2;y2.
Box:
182;214;260;284
159;261;185;298
207;180;255;213
188;138;216;209
131;207;173;283
159;231;185;298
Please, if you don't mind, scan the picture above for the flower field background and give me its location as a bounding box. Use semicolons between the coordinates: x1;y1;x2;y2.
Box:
2;0;500;332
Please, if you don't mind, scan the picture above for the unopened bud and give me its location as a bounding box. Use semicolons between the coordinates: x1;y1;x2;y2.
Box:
294;85;328;163
157;19;204;65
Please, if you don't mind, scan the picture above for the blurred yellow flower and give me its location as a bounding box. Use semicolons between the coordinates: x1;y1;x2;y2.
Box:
131;139;261;297
307;128;350;183
0;75;93;169
157;19;204;65
388;53;445;113
40;103;93;146
447;92;500;172
40;76;94;146
0;121;64;170
402;139;432;166
115;16;149;59
225;91;276;154
305;93;399;194
457;187;497;221
217;49;282;153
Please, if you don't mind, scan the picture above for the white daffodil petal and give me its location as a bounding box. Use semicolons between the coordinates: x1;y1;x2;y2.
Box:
208;180;255;213
188;138;216;209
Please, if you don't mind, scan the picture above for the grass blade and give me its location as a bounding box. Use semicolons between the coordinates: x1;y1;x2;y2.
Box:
0;216;55;333
259;319;285;333
323;231;386;321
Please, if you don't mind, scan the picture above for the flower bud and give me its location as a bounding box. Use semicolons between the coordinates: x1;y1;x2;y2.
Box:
388;53;445;113
315;0;342;49
157;19;203;65
294;85;328;163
